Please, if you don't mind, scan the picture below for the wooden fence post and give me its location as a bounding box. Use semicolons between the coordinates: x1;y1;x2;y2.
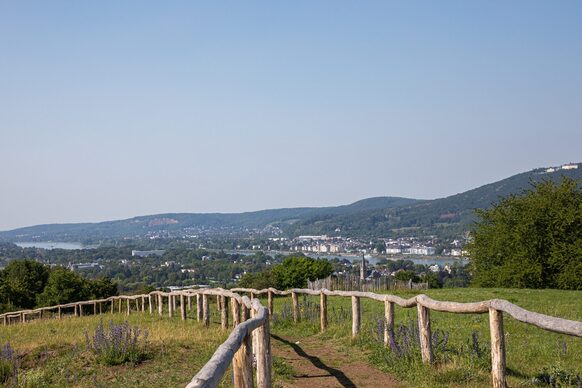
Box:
127;299;131;315
93;302;97;315
21;312;25;323
74;304;78;317
181;294;186;321
417;303;433;363
158;294;163;317
351;296;360;338
202;294;209;327
142;296;145;312
231;298;240;328
135;298;139;312
489;308;507;388
174;294;178;311
168;295;174;318
292;292;300;323
220;295;228;330
384;301;394;347
197;294;203;322
58;306;62;319
320;291;327;332
79;304;84;317
149;295;153;314
267;291;273;317
233;331;253;388
118;298;122;314
256;311;272;388
216;295;221;312
242;302;250;322
187;295;192;311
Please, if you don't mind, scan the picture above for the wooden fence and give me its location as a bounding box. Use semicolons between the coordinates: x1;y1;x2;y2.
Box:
1;288;581;388
307;274;428;292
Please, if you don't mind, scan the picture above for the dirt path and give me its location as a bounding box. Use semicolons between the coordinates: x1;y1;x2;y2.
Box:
271;334;399;388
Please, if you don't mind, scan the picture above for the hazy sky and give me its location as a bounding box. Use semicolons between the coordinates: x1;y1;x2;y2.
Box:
1;1;581;231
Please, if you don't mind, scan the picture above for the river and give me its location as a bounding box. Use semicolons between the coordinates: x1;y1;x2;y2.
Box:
14;242;96;250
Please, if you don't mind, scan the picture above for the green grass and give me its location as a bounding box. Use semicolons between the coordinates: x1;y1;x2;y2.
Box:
265;288;582;388
0;311;233;387
1;289;580;387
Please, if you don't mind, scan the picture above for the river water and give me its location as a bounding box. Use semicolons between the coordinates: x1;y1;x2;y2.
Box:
15;242;95;250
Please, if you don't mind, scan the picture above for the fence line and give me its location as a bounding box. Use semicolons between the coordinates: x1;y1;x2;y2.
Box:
1;287;581;388
230;287;582;388
307;274;428;291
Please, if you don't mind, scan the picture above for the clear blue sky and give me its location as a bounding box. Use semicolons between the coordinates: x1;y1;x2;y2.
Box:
1;1;581;230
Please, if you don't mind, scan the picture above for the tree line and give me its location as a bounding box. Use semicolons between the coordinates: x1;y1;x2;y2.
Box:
0;260;117;313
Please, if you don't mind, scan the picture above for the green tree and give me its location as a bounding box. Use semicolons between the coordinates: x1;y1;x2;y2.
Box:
237;269;277;289
88;277;118;299
36;267;90;306
271;255;333;289
393;270;419;283
468;177;582;290
0;260;49;309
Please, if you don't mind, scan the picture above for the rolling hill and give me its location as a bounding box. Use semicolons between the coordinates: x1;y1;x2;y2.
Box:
1;163;580;241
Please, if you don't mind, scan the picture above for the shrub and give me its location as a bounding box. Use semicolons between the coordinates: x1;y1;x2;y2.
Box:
85;320;149;365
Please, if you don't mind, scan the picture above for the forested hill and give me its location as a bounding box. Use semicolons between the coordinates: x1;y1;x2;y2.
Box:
284;163;582;238
0;197;419;242
1;163;580;241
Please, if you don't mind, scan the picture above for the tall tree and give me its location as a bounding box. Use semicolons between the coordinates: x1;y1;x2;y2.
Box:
272;255;333;289
1;260;49;309
36;267;90;306
468;177;582;289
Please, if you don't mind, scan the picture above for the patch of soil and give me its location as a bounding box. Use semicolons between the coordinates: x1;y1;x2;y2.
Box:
271;334;399;388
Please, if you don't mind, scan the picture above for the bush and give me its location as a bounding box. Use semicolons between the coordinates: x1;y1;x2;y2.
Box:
468;177;582;290
85;320;149;365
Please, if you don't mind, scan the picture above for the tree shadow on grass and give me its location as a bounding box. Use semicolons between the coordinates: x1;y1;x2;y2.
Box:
271;334;356;388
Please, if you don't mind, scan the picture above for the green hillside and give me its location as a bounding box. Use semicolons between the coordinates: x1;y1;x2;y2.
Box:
284;164;582;238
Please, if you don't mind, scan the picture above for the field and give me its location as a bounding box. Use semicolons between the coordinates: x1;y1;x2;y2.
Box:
1;288;581;387
265;288;582;387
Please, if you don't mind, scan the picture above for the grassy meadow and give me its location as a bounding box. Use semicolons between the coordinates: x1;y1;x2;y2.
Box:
265;288;582;388
1;288;581;387
0;307;235;387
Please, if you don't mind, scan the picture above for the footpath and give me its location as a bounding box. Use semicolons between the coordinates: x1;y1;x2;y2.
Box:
271;334;399;388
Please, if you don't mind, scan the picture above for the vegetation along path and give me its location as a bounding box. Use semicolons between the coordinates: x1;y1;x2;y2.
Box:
271;334;399;388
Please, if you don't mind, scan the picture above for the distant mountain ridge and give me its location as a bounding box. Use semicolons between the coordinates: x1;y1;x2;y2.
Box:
0;197;419;241
1;163;580;241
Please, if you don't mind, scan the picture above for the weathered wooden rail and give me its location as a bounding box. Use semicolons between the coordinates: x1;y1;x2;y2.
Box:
1;287;581;388
230;287;582;388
